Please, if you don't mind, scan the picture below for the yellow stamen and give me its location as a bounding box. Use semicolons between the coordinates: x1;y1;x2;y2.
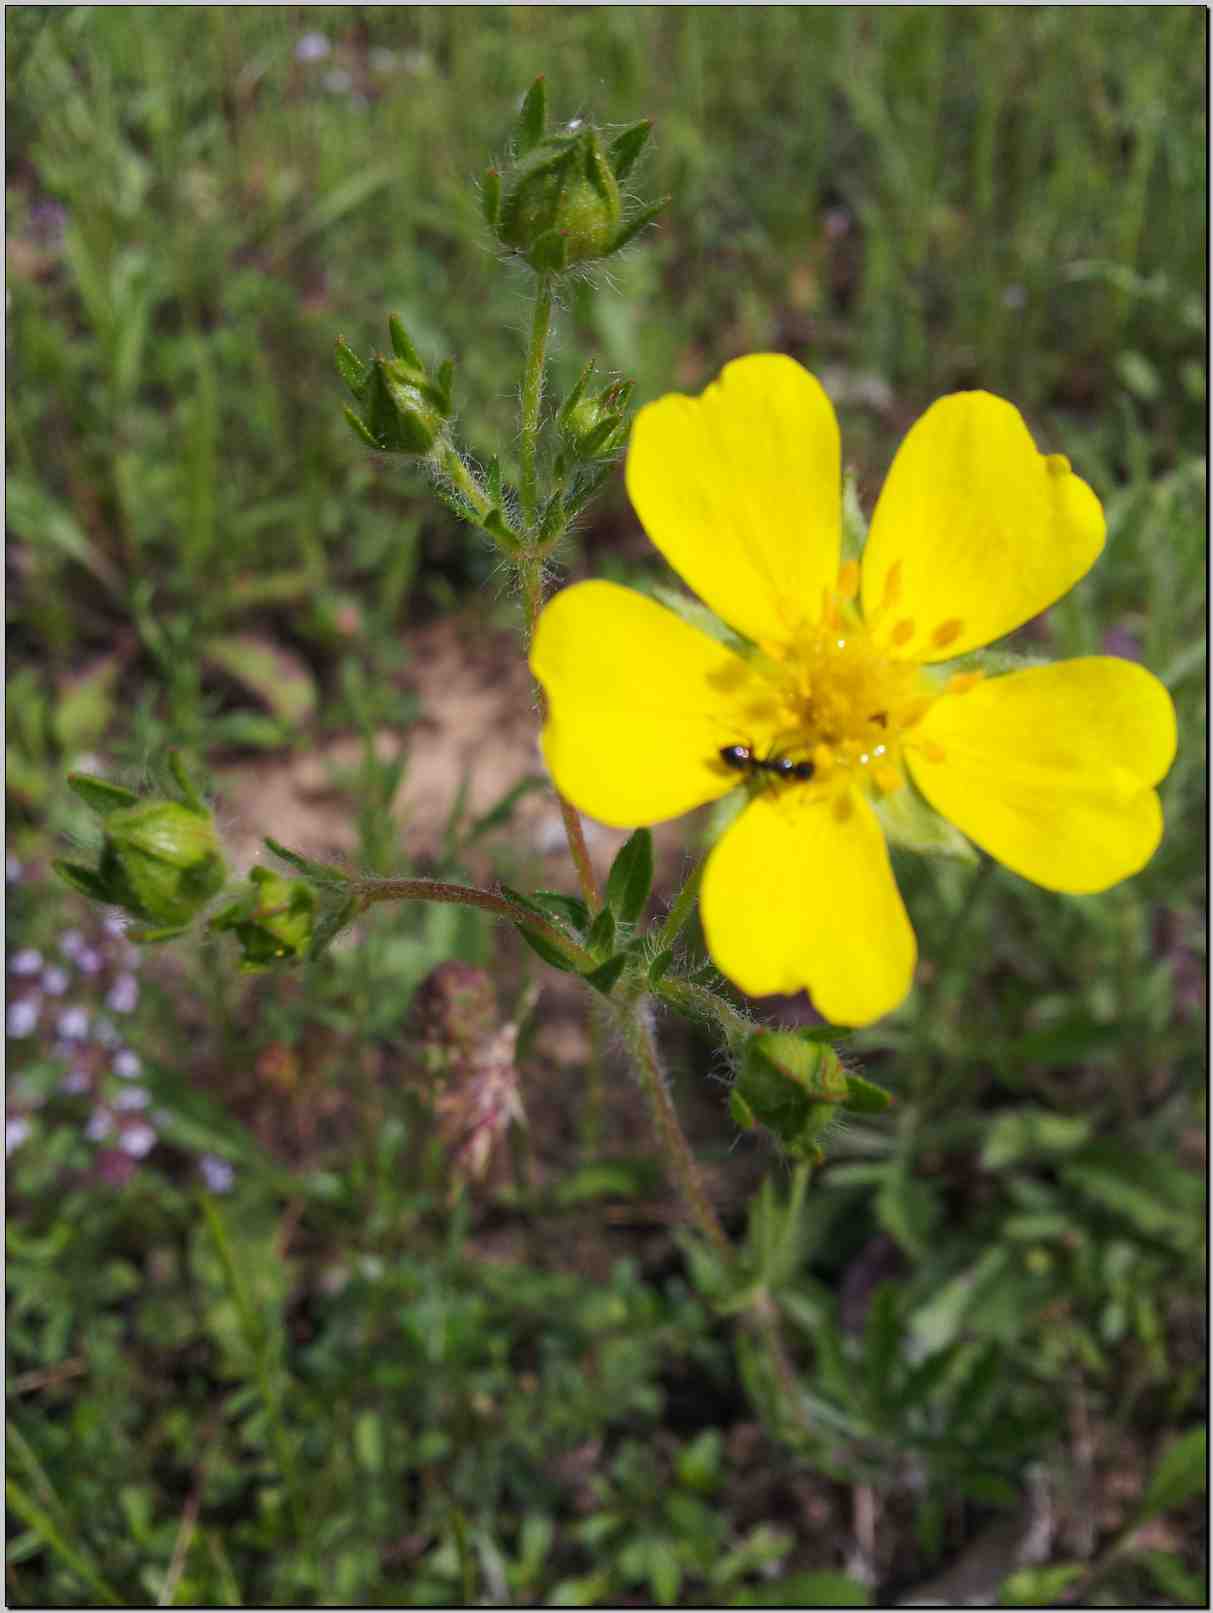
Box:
931;618;964;649
836;559;860;601
890;618;916;648
812;742;835;777
947;671;984;695
872;762;901;795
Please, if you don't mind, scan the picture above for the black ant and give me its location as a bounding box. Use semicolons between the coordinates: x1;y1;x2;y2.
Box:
719;743;814;782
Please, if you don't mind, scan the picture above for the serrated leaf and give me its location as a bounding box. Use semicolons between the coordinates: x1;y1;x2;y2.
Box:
605;827;653;923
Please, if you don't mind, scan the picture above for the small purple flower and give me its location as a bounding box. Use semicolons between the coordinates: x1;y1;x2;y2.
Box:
199;1154;235;1193
56;1006;90;1041
119;1120;157;1158
295;30;331;61
7;998;40;1038
75;947;103;977
6;1115;31;1156
10;948;43;977
41;965;70;996
106;974;139;1015
113;1086;149;1112
86;1108;114;1141
59;929;87;962
102;913;129;939
5;854;23;885
61;1068;92;1094
113;1049;142;1080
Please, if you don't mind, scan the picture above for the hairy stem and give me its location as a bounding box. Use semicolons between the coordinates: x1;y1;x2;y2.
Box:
357;877;594;971
519;275;553;530
615;997;731;1260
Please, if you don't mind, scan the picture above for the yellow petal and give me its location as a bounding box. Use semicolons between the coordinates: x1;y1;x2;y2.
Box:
908;657;1177;893
861;393;1105;660
700;787;917;1025
626;354;841;648
530;581;775;828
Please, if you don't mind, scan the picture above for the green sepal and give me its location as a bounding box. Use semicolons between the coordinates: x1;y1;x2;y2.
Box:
528;891;591;933
605;827;653;924
210;866;316;971
647;947;674;988
335;336;369;395
66;772;140;818
343;406;380;450
388;313;422;369
611;195;669;253
264;836;350;888
586;905;617;959
515;76;546;154
607;119;653;182
166;750;206;813
525;226;570;274
53;858;119;904
842;1072;896;1114
729;1089;756;1130
733;1032;849;1160
308;892;361;962
840;469;868;564
875;774;978;863
514;921;579;974
481;167;501;231
581;954;628;998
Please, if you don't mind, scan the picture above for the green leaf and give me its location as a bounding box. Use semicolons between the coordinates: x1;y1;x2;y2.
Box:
605;827;653;924
607;119;653;181
264;838;349;887
205;634;317;727
647;947;675;987
515;76;546;153
528;890;591;933
1139;1427;1207;1521
66;771;140;818
1137;1549;1208;1604
842;1072;896;1114
732;1571;870;1607
515;922;579;974
998;1564;1084;1606
6;474;122;594
586;906;617;958
981;1107;1092;1169
581;954;627;997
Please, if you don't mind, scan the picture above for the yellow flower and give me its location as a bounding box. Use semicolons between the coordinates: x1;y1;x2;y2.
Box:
530;355;1177;1025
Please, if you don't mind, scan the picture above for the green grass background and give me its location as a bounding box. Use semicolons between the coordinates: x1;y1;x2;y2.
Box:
5;8;1206;1607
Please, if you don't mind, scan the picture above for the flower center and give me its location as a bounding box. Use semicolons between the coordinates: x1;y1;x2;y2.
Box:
724;562;976;806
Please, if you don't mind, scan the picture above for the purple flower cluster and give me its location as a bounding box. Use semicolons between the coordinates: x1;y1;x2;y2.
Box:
5;868;234;1193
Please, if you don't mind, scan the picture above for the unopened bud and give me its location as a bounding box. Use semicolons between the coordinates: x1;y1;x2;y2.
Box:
731;1032;848;1160
210;866;316;970
336;321;453;456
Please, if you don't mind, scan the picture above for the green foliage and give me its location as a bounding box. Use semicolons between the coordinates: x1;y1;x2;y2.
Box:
5;9;1206;1607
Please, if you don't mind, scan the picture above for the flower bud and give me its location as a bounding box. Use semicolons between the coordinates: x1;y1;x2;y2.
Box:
730;1032;848;1161
557;362;634;464
210;866;316;971
336;318;454;456
484;79;667;275
56;775;227;940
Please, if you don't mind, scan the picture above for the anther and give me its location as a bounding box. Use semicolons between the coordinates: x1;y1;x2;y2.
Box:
836;559;860;601
931;618;963;649
947;671;984;695
890;619;915;648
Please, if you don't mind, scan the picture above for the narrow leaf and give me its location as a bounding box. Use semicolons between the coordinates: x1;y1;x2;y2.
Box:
66;772;140;817
605;827;653;923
